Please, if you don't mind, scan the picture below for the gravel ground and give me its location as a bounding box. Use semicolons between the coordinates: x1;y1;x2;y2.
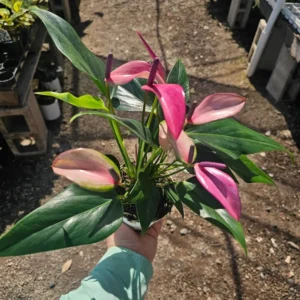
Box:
0;0;299;299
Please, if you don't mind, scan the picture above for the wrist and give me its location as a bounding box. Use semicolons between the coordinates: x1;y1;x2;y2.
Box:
107;242;152;262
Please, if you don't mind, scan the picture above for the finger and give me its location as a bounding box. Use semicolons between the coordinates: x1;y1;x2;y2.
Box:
149;218;164;236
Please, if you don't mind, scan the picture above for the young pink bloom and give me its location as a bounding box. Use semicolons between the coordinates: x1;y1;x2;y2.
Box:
159;121;196;163
106;60;164;85
158;121;172;152
194;162;241;220
52;148;120;192
188;93;246;125
137;31;166;81
142;84;186;140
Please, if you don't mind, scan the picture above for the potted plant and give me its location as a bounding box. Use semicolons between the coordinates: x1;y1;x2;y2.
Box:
0;8;289;256
0;0;48;58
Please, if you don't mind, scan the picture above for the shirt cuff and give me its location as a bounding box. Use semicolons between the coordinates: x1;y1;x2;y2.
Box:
98;246;153;284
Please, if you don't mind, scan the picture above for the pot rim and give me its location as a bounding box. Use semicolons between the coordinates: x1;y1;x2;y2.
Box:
123;216;162;231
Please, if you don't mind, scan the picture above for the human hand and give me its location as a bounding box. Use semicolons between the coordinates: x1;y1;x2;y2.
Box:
106;220;164;262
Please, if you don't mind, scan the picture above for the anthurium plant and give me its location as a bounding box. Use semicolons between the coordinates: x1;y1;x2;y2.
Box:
0;7;288;256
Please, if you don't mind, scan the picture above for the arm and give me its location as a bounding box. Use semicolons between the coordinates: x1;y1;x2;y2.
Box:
60;221;163;300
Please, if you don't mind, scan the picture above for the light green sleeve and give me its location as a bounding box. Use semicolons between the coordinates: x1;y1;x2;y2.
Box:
60;246;153;300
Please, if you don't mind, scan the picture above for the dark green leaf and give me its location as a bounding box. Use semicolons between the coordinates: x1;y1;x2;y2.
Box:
134;172;160;233
223;155;274;185
187;119;286;159
192;144;239;183
112;79;155;112
125;178;144;204
71;111;155;145
194;144;273;185
164;185;184;218
143;114;160;154
167;59;190;102
112;86;152;112
175;178;247;253
105;154;121;171
0;185;123;256
30;7;106;93
36;92;107;110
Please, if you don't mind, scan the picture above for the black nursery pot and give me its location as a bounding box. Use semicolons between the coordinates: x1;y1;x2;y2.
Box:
37;96;56;106
0;70;16;87
3;59;18;70
123;189;173;231
0;53;8;64
0;39;24;60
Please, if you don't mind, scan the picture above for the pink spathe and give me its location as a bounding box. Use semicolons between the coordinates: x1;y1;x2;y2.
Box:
194;162;241;220
188;93;245;125
106;60;164;85
159;121;196;163
52;148;120;192
142;84;186;140
158;121;172;152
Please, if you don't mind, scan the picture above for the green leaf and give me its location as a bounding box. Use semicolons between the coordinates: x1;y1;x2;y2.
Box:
164;185;184;218
167;59;190;102
112;79;154;112
175;178;247;253
71;111;155;145
223;155;274;185
30;7;106;93
194;144;273;185
134;172;160;233
0;1;12;9
0;185;123;256
187;118;286;159
192;144;239;183
36;92;108;110
105;154;121;171
112;86;152;112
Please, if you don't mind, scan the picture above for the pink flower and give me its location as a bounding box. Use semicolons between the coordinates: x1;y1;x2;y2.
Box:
194;162;241;220
159;121;196;164
52;148;120;192
142;83;186;140
106;60;164;85
187;93;245;125
105;32;166;85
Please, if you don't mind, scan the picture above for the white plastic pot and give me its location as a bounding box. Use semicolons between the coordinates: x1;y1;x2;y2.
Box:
39;99;61;121
123;216;163;231
40;77;62;92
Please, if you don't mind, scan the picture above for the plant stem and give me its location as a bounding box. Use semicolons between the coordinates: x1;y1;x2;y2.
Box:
137;96;160;173
158;160;182;174
105;84;135;177
136;93;149;173
153;167;187;179
141;92;147;126
146;97;158;128
142;148;162;172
